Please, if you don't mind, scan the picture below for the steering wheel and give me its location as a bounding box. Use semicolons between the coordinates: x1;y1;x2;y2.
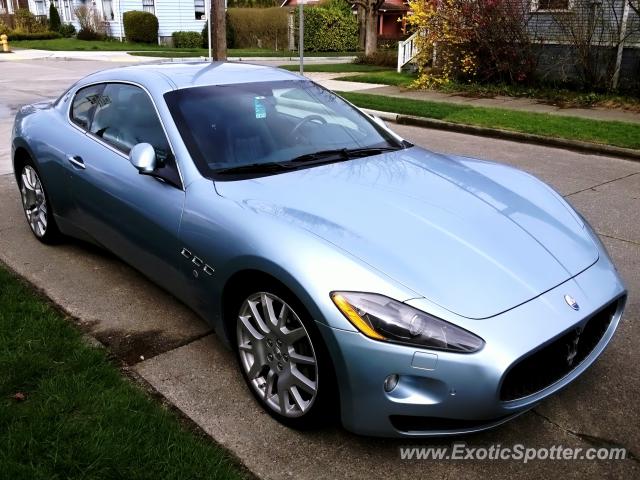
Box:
289;114;327;138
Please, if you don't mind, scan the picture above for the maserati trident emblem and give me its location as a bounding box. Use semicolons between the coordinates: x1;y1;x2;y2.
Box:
564;294;579;311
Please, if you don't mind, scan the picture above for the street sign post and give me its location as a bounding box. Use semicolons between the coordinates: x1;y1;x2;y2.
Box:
299;0;304;74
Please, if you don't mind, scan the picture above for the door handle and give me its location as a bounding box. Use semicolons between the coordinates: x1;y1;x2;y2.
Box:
67;155;85;169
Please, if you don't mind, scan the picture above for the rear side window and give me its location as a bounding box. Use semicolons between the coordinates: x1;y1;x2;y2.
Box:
70;84;105;130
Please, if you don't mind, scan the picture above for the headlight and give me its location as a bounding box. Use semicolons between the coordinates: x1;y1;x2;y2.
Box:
331;292;484;353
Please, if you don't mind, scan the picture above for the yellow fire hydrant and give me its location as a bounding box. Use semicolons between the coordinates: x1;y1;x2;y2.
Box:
0;34;9;53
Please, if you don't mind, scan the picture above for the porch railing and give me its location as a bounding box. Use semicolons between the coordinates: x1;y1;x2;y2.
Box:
397;30;421;73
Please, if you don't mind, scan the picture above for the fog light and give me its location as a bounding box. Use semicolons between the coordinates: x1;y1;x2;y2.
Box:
384;374;399;392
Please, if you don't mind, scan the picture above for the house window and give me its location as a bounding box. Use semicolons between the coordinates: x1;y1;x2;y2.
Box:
532;0;573;11
63;0;73;21
34;0;46;15
102;0;114;21
143;0;155;14
195;0;205;20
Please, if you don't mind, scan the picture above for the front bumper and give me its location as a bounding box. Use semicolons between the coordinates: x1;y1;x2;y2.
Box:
317;254;626;437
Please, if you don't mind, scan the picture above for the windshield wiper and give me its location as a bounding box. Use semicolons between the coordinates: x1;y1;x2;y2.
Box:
289;146;400;164
214;146;402;176
214;162;294;175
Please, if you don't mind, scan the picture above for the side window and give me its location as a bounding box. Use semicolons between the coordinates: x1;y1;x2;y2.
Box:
89;83;172;164
70;84;105;130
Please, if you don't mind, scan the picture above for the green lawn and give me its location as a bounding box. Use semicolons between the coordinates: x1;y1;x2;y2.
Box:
11;38;188;51
339;91;640;150
336;71;417;87
128;50;209;57
278;63;391;73
0;266;245;479
10;38;358;57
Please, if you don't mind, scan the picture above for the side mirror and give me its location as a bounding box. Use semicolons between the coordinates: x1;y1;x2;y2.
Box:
129;143;156;174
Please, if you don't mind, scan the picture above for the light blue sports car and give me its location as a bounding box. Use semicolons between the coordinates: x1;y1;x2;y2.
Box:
11;62;626;437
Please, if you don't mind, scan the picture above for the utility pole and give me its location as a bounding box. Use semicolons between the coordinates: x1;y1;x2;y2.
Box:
299;0;304;74
207;0;212;61
210;0;227;61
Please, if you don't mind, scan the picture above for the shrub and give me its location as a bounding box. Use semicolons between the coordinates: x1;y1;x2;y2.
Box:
74;5;107;40
294;3;358;52
226;7;288;50
59;23;76;38
354;50;397;67
77;28;99;40
123;10;158;43
49;3;61;32
406;0;537;87
7;31;62;41
172;31;202;48
227;0;278;5
319;0;352;14
14;8;47;33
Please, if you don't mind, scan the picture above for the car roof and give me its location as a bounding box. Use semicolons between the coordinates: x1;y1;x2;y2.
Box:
78;61;303;92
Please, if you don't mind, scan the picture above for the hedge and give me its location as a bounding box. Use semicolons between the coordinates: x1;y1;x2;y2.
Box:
295;5;358;52
201;14;235;49
123;10;158;43
172;31;202;48
59;23;76;38
227;7;288;50
7;31;62;40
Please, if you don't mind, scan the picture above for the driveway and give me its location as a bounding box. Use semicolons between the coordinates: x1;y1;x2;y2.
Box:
0;59;638;479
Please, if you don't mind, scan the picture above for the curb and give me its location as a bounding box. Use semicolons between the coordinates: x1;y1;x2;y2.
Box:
230;56;357;62
127;55;357;62
362;108;640;162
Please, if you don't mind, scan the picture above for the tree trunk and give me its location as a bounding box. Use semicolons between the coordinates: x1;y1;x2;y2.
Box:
211;0;226;61
364;8;378;56
357;5;366;51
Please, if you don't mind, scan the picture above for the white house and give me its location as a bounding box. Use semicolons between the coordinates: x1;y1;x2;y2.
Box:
7;0;210;43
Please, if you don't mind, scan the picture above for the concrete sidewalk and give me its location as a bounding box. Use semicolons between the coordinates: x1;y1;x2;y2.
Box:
0;48;355;65
304;72;640;125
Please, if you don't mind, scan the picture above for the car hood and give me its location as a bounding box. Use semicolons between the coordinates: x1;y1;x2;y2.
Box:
215;147;598;319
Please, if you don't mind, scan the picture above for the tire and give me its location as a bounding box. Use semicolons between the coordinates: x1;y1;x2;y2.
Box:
17;157;62;244
230;281;338;430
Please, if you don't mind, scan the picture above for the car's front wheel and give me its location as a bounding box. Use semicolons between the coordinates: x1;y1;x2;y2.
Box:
18;159;61;244
233;286;336;429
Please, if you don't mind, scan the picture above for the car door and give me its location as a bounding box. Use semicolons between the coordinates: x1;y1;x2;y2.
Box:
67;82;188;296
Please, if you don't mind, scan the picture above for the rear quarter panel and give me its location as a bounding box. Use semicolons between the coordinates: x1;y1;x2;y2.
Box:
12;101;86;219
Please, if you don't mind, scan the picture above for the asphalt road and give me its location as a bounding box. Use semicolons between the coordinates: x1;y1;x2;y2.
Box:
0;59;638;479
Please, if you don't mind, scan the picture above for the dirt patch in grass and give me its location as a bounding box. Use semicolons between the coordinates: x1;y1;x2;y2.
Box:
93;328;212;365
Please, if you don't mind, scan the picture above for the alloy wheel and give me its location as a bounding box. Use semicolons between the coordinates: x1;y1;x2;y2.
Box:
236;292;318;418
20;165;48;238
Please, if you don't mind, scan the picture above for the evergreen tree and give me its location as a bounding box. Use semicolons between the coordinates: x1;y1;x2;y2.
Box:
49;3;61;32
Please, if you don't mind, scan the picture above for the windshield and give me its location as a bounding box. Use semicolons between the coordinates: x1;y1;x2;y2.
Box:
164;80;404;179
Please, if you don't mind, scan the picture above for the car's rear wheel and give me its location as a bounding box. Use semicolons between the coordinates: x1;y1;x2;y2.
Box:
233;286;336;429
18;159;61;244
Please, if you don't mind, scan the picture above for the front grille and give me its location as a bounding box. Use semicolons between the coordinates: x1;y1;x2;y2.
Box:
500;298;620;402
